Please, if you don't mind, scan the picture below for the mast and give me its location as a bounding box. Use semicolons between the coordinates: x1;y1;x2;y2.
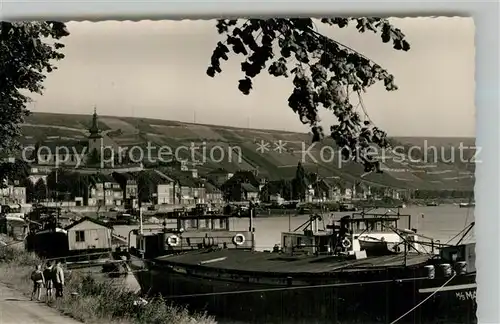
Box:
55;168;60;225
139;203;143;235
249;199;255;251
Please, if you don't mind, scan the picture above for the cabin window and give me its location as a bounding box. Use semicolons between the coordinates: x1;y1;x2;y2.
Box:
358;221;366;231
199;219;209;229
382;221;392;232
297;237;303;247
366;222;375;231
75;230;85;242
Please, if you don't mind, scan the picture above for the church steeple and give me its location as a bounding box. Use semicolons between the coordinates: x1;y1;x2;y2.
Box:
88;106;102;139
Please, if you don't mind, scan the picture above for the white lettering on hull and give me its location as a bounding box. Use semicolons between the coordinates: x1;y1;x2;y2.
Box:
455;290;476;301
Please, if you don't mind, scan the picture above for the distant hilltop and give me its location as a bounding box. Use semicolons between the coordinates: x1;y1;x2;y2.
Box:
19;112;475;191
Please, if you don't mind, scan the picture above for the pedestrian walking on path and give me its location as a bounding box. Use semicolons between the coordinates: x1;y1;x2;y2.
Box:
30;264;45;301
54;261;64;298
43;261;55;302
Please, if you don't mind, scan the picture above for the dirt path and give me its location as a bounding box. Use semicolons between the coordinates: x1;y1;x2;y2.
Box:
0;282;81;324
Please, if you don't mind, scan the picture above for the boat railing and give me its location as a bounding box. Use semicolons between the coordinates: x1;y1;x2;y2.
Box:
43;250;112;264
380;224;443;255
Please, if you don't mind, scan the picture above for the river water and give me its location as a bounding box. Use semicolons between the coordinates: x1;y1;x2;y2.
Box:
114;204;475;250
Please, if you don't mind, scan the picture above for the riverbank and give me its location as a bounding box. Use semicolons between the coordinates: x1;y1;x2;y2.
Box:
0;281;81;324
0;245;216;324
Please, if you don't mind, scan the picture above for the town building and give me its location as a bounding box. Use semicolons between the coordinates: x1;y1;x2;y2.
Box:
87;173;122;207
203;182;224;204
112;172;139;209
159;168;206;205
0;180;27;204
225;182;259;202
150;170;175;205
206;168;233;188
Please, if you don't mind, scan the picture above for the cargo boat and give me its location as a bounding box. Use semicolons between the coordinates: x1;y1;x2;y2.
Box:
128;209;476;324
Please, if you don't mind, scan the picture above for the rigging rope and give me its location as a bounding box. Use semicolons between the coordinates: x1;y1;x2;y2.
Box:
162;276;429;299
389;273;457;324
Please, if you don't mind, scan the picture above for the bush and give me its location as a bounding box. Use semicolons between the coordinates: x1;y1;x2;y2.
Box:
0;245;215;324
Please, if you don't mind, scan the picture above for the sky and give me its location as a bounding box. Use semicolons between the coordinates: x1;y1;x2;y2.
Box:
29;17;476;137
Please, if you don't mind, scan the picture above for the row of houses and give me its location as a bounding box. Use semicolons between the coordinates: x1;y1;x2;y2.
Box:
205;168;405;203
1;160;406;208
27;167;226;208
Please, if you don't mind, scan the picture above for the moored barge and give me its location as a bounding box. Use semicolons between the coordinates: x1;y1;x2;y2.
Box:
129;209;476;323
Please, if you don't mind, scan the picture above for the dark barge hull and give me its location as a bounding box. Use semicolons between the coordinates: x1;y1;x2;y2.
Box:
130;251;476;324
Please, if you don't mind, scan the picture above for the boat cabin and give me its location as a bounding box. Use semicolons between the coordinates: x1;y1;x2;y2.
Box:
190;203;215;215
25;217;113;260
132;213;253;259
281;212;432;257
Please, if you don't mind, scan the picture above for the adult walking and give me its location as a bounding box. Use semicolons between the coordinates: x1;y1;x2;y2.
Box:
43;261;55;301
54;261;65;298
30;264;45;301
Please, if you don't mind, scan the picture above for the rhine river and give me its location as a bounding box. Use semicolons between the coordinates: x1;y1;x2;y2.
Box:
114;204;475;250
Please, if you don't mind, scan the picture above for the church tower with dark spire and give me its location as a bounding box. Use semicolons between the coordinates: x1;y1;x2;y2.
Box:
88;106;103;160
88;106;102;139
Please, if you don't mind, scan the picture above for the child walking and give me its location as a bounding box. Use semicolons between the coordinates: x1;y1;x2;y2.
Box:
43;261;55;302
54;261;65;298
30;264;45;301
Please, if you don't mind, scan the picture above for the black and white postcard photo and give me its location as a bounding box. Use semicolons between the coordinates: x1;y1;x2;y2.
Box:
0;17;475;324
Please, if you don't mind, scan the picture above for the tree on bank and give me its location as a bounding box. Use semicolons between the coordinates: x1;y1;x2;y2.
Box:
207;18;410;173
0;21;69;184
292;161;307;201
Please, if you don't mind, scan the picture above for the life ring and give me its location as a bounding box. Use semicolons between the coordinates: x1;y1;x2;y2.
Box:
167;235;180;247
233;234;246;246
341;238;352;249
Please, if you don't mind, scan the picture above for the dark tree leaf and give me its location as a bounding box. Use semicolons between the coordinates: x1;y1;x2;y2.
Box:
0;21;69;156
206;18;410;171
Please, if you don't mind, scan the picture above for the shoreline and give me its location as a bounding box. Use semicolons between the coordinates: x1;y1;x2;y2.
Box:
0;244;216;324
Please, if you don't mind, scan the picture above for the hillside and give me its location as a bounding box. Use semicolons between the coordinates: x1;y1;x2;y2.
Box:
20;112;475;191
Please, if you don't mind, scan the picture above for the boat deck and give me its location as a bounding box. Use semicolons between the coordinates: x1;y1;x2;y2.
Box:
155;249;431;274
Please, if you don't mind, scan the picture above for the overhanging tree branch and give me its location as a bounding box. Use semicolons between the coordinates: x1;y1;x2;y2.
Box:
207;18;410;173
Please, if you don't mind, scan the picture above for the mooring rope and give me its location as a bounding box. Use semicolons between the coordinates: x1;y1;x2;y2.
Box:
162;276;429;299
389;273;457;324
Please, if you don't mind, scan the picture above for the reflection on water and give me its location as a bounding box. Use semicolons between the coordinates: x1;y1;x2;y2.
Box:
114;205;475;251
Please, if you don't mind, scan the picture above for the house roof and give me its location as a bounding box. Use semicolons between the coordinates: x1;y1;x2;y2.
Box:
207;168;228;175
112;171;137;183
158;168;200;188
64;216;113;230
223;170;261;189
241;183;259;193
208;177;226;188
148;169;174;185
93;173;116;183
203;181;221;193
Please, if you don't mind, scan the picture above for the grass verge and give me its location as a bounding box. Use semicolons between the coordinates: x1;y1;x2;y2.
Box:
0;244;216;324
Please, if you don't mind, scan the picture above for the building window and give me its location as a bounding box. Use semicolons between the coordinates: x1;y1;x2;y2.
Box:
75;230;85;242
